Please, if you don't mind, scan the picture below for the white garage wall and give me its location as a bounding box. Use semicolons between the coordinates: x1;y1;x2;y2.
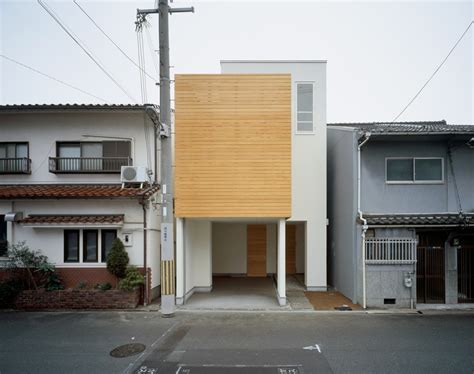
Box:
212;223;247;274
212;222;280;275
184;219;212;295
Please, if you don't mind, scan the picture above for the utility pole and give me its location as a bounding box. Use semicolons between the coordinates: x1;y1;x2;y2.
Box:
137;1;193;317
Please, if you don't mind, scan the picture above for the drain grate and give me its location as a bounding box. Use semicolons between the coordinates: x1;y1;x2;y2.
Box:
110;343;146;358
334;305;352;311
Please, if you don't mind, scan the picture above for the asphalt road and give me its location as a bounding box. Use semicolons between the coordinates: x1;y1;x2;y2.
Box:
0;310;473;374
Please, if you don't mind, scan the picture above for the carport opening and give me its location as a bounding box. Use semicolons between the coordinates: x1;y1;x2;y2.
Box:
183;221;306;309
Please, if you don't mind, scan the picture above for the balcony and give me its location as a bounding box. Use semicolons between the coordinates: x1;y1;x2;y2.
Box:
49;157;132;174
0;158;31;174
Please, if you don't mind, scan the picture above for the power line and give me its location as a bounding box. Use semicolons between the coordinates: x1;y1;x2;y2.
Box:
391;21;473;123
0;54;109;103
73;0;158;83
37;0;138;103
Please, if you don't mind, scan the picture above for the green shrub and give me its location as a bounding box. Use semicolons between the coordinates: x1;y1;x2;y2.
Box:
0;278;23;308
119;266;145;291
106;238;129;279
37;262;64;291
7;242;63;291
76;280;88;289
94;282;112;291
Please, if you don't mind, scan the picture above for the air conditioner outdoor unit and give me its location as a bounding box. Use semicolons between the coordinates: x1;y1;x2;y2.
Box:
121;166;148;183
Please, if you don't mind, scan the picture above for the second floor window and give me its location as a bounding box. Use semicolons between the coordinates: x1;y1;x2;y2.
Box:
296;83;314;133
53;141;131;173
0;142;30;173
386;157;444;183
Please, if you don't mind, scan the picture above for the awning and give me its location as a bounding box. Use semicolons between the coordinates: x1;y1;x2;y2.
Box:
20;214;124;228
362;213;474;227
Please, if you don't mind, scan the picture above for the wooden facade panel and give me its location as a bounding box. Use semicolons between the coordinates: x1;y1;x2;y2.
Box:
174;74;291;218
247;224;267;277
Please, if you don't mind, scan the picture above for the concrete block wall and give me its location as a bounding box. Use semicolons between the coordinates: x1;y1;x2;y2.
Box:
366;264;416;308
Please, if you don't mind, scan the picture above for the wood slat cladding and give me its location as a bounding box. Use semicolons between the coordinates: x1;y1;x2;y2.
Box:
286;225;296;274
247;224;267;277
174;74;291;218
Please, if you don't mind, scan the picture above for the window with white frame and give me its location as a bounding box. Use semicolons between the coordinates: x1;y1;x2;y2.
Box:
386;157;444;183
296;83;314;133
64;229;117;263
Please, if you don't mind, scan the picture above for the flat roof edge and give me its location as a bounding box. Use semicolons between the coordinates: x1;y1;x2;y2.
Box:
220;60;327;64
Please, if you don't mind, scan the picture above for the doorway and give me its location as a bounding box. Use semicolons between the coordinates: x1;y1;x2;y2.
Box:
247;224;267;277
417;232;446;303
458;236;474;303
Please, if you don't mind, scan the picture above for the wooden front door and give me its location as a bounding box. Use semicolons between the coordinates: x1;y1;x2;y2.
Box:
247;224;267;277
286;225;296;274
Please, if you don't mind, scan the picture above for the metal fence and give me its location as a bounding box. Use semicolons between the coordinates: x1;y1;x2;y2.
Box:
365;238;417;264
0;158;31;174
49;157;132;173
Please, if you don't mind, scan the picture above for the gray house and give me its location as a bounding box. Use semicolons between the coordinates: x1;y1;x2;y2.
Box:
327;121;474;308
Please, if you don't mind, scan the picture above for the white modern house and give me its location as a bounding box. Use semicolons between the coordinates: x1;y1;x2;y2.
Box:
0;104;161;302
174;60;327;306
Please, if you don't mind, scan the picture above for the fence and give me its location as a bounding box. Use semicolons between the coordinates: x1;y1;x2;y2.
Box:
365;238;417;264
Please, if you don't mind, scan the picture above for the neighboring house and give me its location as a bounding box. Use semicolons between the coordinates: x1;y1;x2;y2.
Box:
0;104;161;302
174;60;327;305
328;121;474;308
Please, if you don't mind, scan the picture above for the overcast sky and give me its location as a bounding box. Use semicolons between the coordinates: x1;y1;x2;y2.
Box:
0;1;472;124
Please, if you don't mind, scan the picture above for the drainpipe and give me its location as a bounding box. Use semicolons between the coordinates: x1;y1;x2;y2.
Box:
357;132;371;309
141;199;149;306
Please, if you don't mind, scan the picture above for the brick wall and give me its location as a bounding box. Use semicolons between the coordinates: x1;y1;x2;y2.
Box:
15;289;140;309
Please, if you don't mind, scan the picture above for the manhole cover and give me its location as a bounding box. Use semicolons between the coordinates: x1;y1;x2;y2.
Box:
110;343;146;358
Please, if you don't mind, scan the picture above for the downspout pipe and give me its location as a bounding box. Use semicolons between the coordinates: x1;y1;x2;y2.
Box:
357;132;371;309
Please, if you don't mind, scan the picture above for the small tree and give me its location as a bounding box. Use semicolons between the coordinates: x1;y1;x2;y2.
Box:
106;238;129;280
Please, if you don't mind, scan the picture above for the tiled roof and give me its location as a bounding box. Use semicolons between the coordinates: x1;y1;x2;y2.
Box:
363;213;474;226
0;104;152;112
20;215;124;225
328;120;474;135
0;184;159;199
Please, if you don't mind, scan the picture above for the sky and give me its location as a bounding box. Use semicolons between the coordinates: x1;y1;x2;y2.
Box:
0;0;472;124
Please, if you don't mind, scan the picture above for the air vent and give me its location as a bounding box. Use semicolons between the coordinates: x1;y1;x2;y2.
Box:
384;298;396;305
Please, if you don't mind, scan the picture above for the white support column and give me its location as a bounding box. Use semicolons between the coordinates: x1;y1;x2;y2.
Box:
176;217;184;305
277;218;286;306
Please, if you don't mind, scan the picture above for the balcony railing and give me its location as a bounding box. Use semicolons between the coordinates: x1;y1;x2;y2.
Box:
0;158;31;174
365;238;417;265
49;157;132;174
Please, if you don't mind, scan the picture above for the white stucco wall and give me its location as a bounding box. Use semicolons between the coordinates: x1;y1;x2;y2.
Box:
0;199;161;288
221;61;327;290
0;110;155;184
212;223;247;274
184;219;212;295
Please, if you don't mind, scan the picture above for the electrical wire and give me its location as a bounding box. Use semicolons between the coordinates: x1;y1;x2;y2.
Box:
144;26;160;77
136;21;153;173
0;54;108;103
37;0;138;103
73;0;158;84
391;21;473;123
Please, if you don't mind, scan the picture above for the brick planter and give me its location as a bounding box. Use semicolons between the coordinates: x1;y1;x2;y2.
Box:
15;288;140;310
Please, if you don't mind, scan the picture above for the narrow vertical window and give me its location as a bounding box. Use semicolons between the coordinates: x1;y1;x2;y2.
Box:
101;230;117;263
296;83;314;133
83;230;98;262
64;230;79;262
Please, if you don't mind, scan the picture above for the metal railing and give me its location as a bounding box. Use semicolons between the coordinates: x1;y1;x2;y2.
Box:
0;158;31;174
49;157;132;173
365;238;417;264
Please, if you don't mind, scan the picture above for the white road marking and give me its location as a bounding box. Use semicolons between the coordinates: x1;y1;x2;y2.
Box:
303;344;321;353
